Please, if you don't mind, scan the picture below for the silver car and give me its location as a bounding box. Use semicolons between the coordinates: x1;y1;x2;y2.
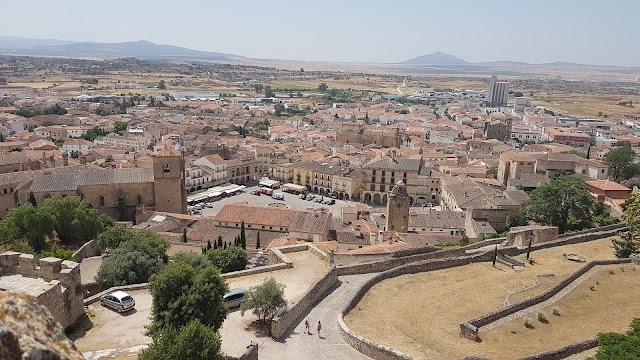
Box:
100;291;136;313
224;288;245;309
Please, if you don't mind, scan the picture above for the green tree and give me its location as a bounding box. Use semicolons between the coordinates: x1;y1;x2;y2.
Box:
604;147;640;182
95;229;169;286
207;246;247;273
96;225;135;250
0;204;55;252
596;318;640;359
172;252;213;269
506;210;528;228
113;121;128;134
240;277;286;333
254;84;264;93
148;262;228;335
28;192;37;207
139;320;224;360
182;228;188;243
256;231;261;249
240;221;246;249
318;83;328;92
612;231;639;258
264;86;275;98
158;80;166;90
40;196;108;244
521;175;597;233
217;235;223;249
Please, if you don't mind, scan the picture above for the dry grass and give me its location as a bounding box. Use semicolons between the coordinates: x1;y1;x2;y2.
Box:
344;237;620;360
530;92;640;118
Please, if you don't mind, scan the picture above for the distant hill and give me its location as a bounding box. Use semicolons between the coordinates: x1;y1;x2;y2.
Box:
401;51;469;65
0;37;241;61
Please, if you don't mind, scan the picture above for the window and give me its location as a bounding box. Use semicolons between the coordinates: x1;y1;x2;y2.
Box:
391;172;395;177
163;164;170;173
99;196;105;207
370;184;375;191
327;176;330;182
403;172;407;178
381;177;386;184
380;185;386;192
371;177;376;182
372;170;376;176
390;178;395;184
2;189;6;194
382;171;386;176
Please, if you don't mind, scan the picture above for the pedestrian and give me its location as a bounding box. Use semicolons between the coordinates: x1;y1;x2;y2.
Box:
317;320;322;337
304;318;309;334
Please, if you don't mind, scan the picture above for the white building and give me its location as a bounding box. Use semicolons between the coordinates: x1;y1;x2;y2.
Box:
61;139;94;153
489;76;509;106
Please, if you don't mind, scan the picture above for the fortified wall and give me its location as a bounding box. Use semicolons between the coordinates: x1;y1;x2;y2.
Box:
0;251;84;328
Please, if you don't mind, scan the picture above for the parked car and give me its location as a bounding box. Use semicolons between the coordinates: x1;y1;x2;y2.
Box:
326;199;336;205
272;193;285;200
299;193;306;199
305;195;315;201
224;288;245;309
100;291;135;313
313;198;323;203
203;202;213;208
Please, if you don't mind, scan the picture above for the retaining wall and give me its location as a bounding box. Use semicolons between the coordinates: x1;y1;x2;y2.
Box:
336;237;505;276
270;267;338;339
460;258;632;341
72;240;103;262
515;338;598;360
337;252;492;360
237;341;259;360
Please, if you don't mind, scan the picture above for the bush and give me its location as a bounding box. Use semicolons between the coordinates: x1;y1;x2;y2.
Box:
537;311;548;323
172;252;213;269
524;316;534;328
139;320;224;360
148;262;228;335
552;307;561;316
206;246;247;273
41;246;74;260
596;318;640;359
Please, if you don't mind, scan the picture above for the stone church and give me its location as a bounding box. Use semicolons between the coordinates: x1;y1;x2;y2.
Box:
0;148;187;222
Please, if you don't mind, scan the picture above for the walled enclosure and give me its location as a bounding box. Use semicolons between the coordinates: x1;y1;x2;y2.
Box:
335;224;627;360
0;252;84;328
506;225;559;247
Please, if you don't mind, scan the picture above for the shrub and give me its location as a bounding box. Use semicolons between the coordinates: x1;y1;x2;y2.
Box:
524;316;534;328
206;246;247;273
552;307;561;316
41;246;74;260
537;311;548;323
139;320;224;360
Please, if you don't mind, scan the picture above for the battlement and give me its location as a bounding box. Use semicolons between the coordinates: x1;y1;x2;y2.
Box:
0;251;82;289
0;251;84;328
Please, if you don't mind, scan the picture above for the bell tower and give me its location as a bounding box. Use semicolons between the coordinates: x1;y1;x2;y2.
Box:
153;148;187;214
386;180;410;232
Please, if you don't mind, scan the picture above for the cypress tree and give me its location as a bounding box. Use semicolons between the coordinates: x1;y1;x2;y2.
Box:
256;231;261;250
223;241;227;250
526;239;532;259
492;245;498;266
182;228;188;243
240;221;247;249
28;191;37;207
207;239;212;250
217;235;223;249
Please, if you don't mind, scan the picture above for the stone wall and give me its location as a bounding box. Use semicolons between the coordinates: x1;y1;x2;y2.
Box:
0;252;84;328
460;258;632;341
237;341;259;360
72;239;103;262
337;252;492;360
515;339;598;360
506;225;559;247
270;267;338;339
337;237;505;276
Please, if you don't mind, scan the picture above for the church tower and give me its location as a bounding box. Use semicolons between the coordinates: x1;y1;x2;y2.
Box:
386;180;410;232
153;148;187;214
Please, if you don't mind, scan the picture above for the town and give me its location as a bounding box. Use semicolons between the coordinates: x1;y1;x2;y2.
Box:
1;33;640;360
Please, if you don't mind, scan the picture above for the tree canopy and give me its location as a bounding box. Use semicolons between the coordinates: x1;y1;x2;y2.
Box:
241;277;286;329
0;204;55;252
95;229;169;287
604;147;640;182
148;262;228;335
521;175;597;233
206;246;247;273
40;196;111;243
596;318;640;359
139;320;224;360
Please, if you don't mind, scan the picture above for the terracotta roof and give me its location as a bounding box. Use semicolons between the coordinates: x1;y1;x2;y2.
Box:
212;203;331;235
408;211;465;229
587;180;630;191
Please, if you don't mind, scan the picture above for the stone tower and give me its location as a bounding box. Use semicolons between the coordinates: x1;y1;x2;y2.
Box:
385;180;410;232
153;147;187;214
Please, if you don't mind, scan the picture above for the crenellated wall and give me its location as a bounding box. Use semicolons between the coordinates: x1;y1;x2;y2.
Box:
0;251;84;328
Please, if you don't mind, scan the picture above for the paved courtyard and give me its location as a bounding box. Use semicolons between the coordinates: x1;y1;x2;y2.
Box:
198;185;364;218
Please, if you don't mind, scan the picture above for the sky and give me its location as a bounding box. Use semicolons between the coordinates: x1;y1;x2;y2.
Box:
1;0;639;66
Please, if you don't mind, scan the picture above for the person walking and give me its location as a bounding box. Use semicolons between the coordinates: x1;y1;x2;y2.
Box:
317;320;322;338
304;318;310;334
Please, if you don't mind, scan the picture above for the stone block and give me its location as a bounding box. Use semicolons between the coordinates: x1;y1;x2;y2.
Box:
506;225;559;247
39;258;63;281
18;254;35;276
0;252;21;268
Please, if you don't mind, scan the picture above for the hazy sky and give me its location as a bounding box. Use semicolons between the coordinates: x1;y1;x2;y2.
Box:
2;0;639;66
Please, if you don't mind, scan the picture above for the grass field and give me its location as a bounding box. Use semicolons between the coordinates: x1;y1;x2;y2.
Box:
344;237;626;360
